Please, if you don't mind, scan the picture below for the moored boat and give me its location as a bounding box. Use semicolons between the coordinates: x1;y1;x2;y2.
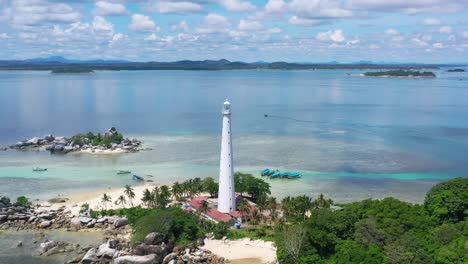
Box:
117;170;131;174
287;172;301;179
33;167;47;172
261;168;270;176
270;171;281;178
133;175;144;181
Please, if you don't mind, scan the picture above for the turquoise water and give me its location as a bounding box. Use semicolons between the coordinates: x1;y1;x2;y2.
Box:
0;69;467;203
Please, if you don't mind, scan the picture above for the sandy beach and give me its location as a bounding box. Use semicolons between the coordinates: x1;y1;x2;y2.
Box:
202;238;277;264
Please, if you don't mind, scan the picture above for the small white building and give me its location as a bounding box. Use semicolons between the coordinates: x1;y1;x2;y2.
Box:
217;99;236;213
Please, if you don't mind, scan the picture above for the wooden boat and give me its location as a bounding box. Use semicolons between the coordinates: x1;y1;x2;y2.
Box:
287;172;301;179
133;175;144;181
33;167;47;172
261;168;270;176
270;171;281;178
117;170;131;175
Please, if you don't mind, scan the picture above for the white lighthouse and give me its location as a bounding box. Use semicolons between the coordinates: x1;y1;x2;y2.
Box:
217;99;236;213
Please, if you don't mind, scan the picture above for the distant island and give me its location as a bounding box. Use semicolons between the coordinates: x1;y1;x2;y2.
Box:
51;68;94;74
447;68;465;72
9;127;143;154
0;56;456;71
363;70;436;78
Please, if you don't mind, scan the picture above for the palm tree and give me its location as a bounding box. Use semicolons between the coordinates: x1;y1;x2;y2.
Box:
172;182;183;201
124;185;135;207
101;193;111;210
200;200;210;215
237;199;251;223
250;209;261;225
312;193;333;209
268;196;278;217
115;195;127;208
141;188;152;207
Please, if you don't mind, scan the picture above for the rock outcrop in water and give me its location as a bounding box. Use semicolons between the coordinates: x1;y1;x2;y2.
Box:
8;128;143;154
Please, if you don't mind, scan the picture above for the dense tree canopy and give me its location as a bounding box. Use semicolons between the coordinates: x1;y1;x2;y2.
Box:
424;177;467;223
275;178;468;264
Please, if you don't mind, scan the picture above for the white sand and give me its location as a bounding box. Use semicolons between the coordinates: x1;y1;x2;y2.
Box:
78;148;128;154
44;183;159;216
202;238;277;264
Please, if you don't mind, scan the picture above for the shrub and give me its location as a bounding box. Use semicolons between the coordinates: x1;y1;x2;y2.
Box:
15;196;32;207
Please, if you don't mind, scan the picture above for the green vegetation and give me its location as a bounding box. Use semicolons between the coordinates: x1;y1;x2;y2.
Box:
71;127;124;147
227;225;276;241
15;196;32;207
50;68;94;74
364;70;436;77
234;172;271;202
275;178;468;264
424;177;467;223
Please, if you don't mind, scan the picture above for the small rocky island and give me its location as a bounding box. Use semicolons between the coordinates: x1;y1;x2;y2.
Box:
447;68;465;72
363;70;436;78
10;127;143;154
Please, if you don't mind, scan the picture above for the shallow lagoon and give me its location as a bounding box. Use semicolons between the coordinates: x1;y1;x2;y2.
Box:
0;69;467;203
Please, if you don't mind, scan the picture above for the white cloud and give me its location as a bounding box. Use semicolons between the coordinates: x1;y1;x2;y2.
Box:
0;33;11;39
150;1;203;14
238;19;264;31
421;18;441;25
433;42;444;48
5;0;81;26
289;16;323;26
92;16;114;34
316;29;345;42
93;1;127;16
438;26;452;34
171;21;189;32
290;0;354;19
265;0;286;14
129;14;160;33
197;13;230;34
217;0;256;12
385;28;399;35
349;0;464;14
145;33;158;41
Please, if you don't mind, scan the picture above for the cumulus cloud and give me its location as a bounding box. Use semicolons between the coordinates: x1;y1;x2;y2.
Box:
5;0;81;26
150;1;203;14
129;14;160;33
316;29;345;42
265;0;286;14
349;0;464;14
171;21;189;32
433;42;444;48
217;0;256;12
462;31;468;39
290;0;354;19
238;19;264;31
421;18;441;25
93;1;127;16
289;16;323;26
385;28;399;35
438;26;452;34
92;16;114;34
0;33;11;39
145;33;158;41
197;13;230;34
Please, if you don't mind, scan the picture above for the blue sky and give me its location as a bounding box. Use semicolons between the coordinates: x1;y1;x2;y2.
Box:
0;0;467;63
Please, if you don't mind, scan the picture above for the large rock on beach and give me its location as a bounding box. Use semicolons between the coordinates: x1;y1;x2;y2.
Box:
163;253;177;264
81;248;99;264
79;216;93;224
114;218;128;228
114;254;159;264
96;243;116;259
38;241;57;255
39;220;52;228
144;232;164;245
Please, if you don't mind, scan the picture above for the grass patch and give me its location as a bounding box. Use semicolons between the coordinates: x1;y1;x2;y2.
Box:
228;225;276;241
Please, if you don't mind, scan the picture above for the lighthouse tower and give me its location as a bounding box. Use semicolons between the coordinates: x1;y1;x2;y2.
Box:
217;99;236;213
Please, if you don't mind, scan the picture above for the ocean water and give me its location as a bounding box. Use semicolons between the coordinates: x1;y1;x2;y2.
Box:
0;69;467;203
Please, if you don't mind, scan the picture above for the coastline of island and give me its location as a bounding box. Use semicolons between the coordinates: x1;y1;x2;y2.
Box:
362;70;436;78
9;127;144;154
